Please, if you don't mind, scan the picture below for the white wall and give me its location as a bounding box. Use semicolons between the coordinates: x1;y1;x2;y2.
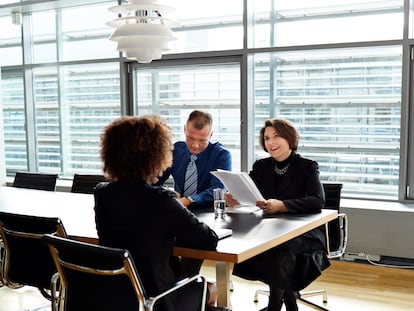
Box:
0;69;6;185
341;199;414;260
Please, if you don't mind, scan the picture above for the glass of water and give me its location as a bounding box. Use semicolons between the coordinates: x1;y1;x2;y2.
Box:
213;188;226;219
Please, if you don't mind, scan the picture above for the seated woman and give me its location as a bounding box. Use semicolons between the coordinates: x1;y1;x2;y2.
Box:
226;118;329;311
94;115;224;311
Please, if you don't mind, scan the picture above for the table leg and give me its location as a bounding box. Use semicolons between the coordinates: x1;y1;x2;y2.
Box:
216;261;231;307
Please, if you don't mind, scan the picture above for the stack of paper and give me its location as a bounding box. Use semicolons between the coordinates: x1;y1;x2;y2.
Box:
210;170;264;214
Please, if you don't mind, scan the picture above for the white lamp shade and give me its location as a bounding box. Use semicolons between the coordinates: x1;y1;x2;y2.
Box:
124;48;164;63
109;23;176;41
107;0;177;63
108;1;175;15
115;37;170;49
106;16;178;28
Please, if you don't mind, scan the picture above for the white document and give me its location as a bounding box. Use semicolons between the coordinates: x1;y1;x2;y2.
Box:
211;228;233;240
211;169;265;214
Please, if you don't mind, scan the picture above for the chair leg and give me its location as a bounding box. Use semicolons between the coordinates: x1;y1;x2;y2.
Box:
297;289;329;311
299;289;328;303
297;296;329;311
254;289;270;302
255;288;330;311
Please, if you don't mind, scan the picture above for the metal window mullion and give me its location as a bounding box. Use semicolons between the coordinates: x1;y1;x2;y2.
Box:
241;53;254;172
120;59;130;116
151;71;160;115
21;13;37;171
243;0;255;172
402;44;414;199
56;10;66;175
399;0;412;200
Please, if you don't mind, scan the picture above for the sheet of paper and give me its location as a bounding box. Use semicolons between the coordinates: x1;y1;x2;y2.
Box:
225;205;262;214
211;228;233;240
211;170;265;209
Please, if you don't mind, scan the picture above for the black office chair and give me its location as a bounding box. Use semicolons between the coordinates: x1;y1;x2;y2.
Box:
254;183;348;311
70;174;107;194
43;234;208;311
13;171;58;191
0;212;67;304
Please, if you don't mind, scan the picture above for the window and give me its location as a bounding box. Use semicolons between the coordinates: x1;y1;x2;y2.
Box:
1;69;26;172
0;16;22;65
32;64;121;176
60;4;117;62
133;61;241;171
169;0;243;53
0;4;121;177
251;0;404;48
251;47;402;199
1;0;414;201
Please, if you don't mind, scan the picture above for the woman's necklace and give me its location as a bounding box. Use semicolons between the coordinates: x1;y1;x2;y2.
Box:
274;162;290;175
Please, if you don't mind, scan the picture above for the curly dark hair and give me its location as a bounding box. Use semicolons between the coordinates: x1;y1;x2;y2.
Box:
100;115;173;183
259;118;299;152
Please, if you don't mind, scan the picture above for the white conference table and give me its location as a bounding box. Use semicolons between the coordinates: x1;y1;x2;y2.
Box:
0;186;337;307
0;186;97;240
175;209;337;306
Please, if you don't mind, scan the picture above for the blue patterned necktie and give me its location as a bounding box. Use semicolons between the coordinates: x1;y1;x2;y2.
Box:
183;154;198;196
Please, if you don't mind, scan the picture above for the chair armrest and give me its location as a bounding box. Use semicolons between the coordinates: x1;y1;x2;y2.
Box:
146;274;207;311
0;239;4;285
326;213;348;258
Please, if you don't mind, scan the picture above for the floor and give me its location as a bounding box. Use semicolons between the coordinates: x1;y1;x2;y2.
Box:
1;260;414;311
0;286;50;311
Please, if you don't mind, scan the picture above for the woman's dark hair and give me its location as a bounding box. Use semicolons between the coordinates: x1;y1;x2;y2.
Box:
100;115;173;183
259;118;299;152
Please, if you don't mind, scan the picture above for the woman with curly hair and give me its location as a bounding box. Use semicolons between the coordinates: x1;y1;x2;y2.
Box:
94;115;220;311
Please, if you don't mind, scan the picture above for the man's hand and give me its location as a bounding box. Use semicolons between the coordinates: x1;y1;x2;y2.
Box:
224;192;240;207
179;197;192;207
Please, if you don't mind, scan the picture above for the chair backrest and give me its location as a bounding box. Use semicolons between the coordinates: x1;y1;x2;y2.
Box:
70;174;107;194
0;212;67;298
43;234;146;311
13;172;58;191
322;183;342;210
43;234;207;311
322;183;348;258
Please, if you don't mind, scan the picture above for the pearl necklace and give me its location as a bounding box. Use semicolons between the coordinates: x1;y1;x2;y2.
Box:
274;162;290;175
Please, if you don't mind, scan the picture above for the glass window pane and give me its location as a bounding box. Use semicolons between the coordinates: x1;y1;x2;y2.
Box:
1;69;27;174
32;63;121;176
251;0;404;48
0;16;22;66
169;0;243;53
60;63;121;176
30;4;117;63
252;46;401;199
61;3;118;61
32;67;60;172
134;62;241;171
32;11;57;63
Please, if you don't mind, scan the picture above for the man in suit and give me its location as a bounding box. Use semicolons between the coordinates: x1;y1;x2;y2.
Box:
157;110;232;210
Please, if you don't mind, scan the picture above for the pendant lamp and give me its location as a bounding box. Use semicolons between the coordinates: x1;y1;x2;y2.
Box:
107;0;177;63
